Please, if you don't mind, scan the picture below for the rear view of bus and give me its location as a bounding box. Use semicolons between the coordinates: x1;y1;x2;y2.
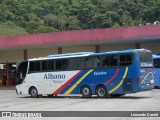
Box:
136;49;154;91
152;54;160;88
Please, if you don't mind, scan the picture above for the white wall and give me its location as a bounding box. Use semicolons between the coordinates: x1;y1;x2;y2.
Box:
0;50;23;64
141;42;160;54
0;42;160;64
28;48;58;59
63;46;95;53
100;44;135;52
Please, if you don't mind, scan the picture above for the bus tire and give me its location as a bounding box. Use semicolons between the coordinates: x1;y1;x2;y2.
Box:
81;85;92;98
96;85;108;98
30;87;39;98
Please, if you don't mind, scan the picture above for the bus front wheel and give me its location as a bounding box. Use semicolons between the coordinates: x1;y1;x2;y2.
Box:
81;85;92;98
30;87;39;98
96;85;108;98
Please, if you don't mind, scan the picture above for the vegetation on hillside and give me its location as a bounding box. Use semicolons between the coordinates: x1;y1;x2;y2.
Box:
0;0;159;36
0;23;28;36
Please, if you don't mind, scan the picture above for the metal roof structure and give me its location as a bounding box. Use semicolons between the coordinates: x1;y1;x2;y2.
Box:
0;25;160;50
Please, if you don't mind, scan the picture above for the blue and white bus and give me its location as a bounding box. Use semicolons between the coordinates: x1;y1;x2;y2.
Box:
16;49;154;98
153;54;160;88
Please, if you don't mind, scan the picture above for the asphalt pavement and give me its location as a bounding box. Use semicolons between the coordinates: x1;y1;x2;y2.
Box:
0;88;160;120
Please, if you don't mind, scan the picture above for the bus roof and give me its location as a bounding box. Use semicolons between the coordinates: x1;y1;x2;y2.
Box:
28;48;149;61
47;52;94;58
152;54;160;59
89;49;151;57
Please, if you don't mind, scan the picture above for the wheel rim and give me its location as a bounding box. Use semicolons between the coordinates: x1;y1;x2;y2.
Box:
98;88;105;96
31;89;37;96
83;87;89;95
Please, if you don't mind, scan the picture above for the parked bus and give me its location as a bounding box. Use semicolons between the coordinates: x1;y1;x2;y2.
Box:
16;49;154;98
152;54;160;88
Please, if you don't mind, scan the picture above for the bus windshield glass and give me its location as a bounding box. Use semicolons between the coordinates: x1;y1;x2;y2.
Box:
16;61;28;85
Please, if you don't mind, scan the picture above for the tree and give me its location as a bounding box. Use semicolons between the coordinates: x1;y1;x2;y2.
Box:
0;0;159;36
44;14;59;28
26;21;39;34
35;25;58;33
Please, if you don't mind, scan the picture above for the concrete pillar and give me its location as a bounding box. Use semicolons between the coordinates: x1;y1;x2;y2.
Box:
24;50;27;60
58;47;62;54
135;43;141;49
95;45;100;53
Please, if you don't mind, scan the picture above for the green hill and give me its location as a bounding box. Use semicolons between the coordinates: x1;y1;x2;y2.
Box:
0;24;28;36
0;0;159;36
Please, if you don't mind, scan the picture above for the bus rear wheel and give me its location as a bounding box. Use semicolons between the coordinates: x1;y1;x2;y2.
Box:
96;85;108;98
30;87;39;98
81;85;92;98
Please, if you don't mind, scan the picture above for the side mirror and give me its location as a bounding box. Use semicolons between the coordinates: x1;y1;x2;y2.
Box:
20;73;23;79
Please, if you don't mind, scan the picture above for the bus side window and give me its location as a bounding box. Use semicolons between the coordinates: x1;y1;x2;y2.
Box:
42;61;48;71
102;55;118;67
35;61;40;71
62;59;69;70
154;59;157;68
29;62;34;72
154;59;160;68
70;58;84;70
120;54;133;66
110;55;118;67
29;61;40;72
102;56;110;67
85;57;93;69
48;60;54;70
93;57;100;68
55;60;62;70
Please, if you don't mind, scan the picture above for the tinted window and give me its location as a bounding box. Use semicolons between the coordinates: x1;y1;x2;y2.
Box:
120;54;133;66
41;60;54;71
55;59;69;70
62;59;69;70
85;57;93;69
29;61;40;72
55;59;62;70
17;61;28;74
93;57;101;68
70;58;84;70
16;61;28;85
110;55;118;67
29;62;34;71
48;60;54;70
35;62;40;71
102;55;118;67
42;61;48;71
153;59;160;68
102;56;109;67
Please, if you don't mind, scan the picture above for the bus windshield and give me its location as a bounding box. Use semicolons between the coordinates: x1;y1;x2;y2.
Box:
16;61;28;85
